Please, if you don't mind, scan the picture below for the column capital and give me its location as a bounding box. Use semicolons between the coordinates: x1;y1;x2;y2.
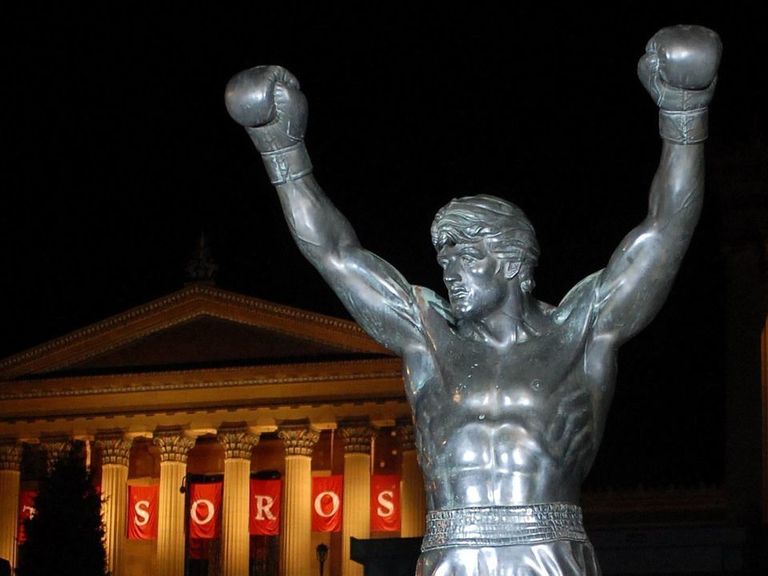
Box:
396;421;416;451
95;433;133;467
339;421;374;454
0;441;23;471
278;425;320;457
153;429;196;463
217;425;260;461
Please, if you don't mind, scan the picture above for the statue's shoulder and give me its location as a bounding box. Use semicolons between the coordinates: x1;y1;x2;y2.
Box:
551;270;603;326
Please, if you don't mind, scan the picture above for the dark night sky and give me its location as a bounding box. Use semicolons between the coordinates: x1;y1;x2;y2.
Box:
2;4;766;485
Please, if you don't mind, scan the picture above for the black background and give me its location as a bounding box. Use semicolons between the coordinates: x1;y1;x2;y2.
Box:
3;3;766;488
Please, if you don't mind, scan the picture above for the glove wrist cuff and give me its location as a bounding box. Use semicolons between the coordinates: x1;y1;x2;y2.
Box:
261;143;313;185
659;108;708;144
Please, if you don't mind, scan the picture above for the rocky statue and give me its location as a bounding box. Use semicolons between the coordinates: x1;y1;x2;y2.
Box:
225;25;722;576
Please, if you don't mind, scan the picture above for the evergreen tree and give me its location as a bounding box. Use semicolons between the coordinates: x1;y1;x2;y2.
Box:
17;446;108;576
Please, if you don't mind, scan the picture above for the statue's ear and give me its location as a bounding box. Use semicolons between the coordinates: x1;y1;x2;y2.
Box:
502;261;521;279
503;261;535;293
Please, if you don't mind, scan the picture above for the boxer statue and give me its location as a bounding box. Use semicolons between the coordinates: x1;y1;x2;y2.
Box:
226;25;721;576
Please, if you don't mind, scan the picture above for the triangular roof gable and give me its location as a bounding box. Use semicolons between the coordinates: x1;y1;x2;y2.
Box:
0;284;390;379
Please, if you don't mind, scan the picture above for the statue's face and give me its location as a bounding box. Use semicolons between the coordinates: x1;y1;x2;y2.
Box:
437;240;510;320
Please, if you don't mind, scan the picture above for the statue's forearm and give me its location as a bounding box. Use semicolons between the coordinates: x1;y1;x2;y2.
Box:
265;145;361;267
275;175;361;266
646;139;704;242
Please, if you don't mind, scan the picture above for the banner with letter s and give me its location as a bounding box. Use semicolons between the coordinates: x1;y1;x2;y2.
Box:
127;484;158;540
17;489;38;543
311;475;343;532
370;474;400;532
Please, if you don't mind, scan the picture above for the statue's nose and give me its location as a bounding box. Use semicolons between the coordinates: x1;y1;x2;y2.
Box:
443;263;461;284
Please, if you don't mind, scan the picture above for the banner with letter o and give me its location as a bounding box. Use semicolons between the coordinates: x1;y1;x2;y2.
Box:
189;482;222;539
311;475;343;532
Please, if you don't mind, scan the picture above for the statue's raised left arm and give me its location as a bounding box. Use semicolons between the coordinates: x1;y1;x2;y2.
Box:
591;25;722;348
224;66;426;357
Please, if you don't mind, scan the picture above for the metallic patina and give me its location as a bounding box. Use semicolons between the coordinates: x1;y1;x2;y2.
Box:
226;25;722;575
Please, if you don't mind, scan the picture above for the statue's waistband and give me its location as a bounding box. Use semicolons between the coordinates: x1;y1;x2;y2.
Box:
422;503;587;551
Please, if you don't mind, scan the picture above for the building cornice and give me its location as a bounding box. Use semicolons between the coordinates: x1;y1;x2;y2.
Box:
0;358;404;422
0;358;401;400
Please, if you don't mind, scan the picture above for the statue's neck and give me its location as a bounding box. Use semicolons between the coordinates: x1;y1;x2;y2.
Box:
461;293;541;347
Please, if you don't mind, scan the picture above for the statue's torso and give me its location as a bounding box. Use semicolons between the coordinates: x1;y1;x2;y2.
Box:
406;283;612;511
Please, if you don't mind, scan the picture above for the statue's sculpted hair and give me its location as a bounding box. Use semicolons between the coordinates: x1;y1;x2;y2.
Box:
431;195;540;292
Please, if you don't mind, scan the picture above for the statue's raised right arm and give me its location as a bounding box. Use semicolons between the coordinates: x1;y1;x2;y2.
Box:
225;66;424;356
589;26;721;348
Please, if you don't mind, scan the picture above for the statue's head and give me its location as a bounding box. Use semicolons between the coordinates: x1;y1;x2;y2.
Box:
431;195;540;313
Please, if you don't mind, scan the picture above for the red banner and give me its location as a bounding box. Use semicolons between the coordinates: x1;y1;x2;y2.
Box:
371;475;400;532
249;479;281;535
127;485;159;540
311;476;342;532
17;489;38;543
189;482;222;539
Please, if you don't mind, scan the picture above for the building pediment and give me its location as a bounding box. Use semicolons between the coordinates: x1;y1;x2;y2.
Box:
0;283;391;380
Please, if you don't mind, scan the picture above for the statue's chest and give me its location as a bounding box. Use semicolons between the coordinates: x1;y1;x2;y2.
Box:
429;329;585;416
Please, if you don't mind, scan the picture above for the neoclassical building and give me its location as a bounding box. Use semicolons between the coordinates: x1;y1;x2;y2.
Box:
1;266;766;576
0;280;426;576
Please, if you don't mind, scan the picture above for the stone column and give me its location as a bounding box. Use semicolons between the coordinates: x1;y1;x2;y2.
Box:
40;436;72;473
154;430;196;576
277;425;320;576
95;433;133;576
0;442;23;569
339;422;374;576
218;426;260;576
397;422;426;537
